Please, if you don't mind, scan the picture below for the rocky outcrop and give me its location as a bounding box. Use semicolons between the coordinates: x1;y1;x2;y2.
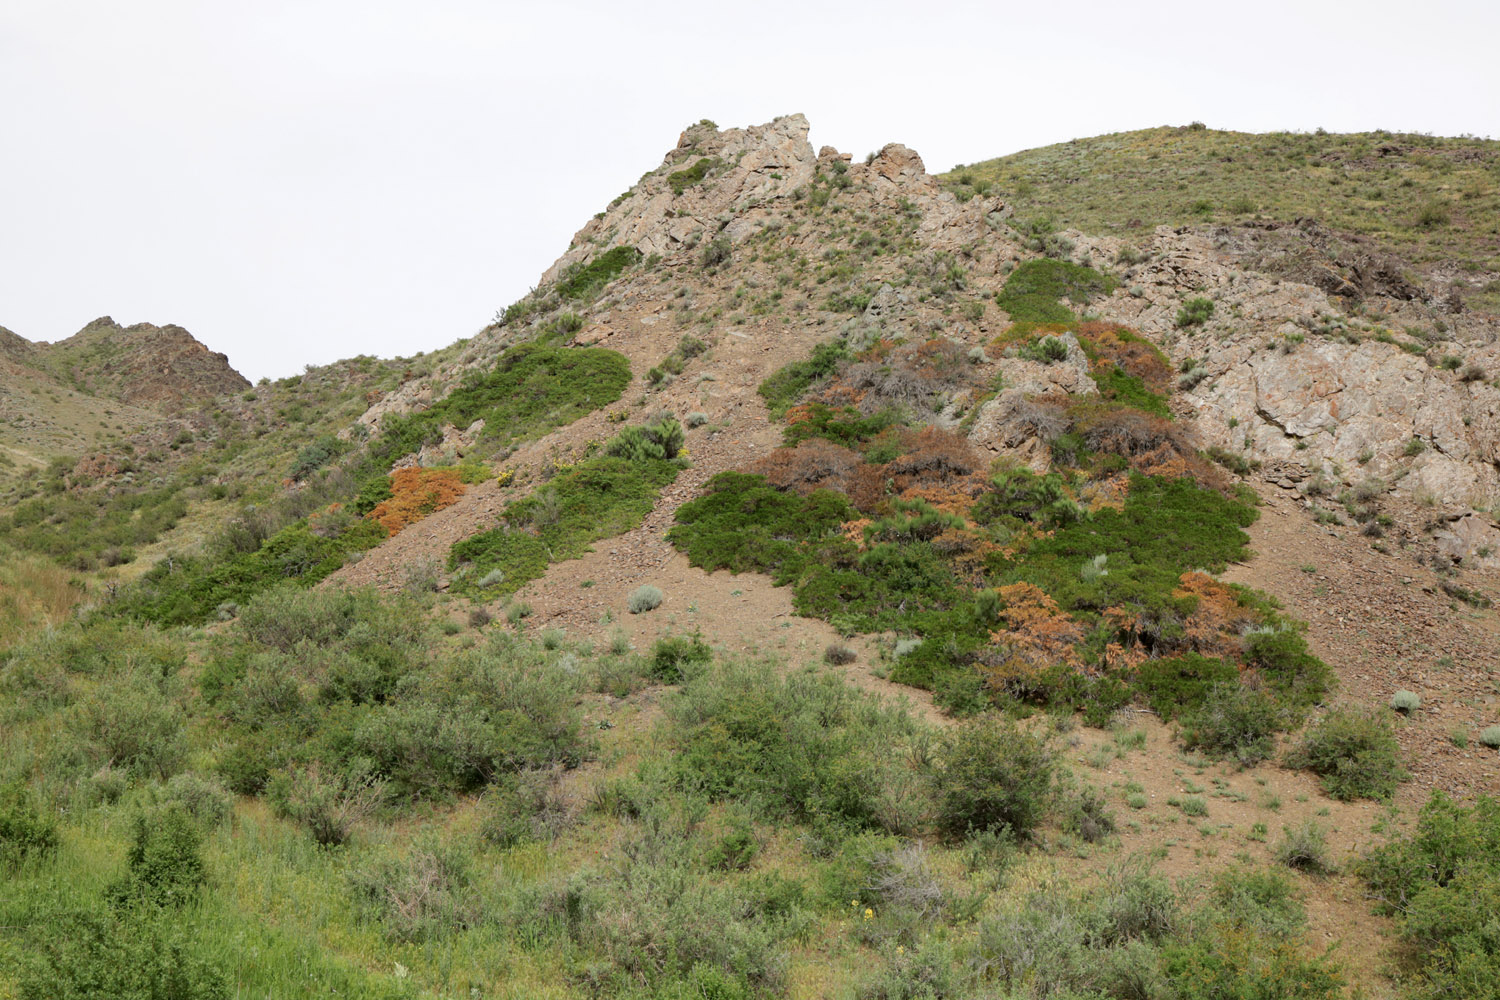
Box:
537;117;1009;289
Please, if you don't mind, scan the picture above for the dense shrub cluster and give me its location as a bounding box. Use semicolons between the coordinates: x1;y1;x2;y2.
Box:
994;259;1118;325
1358;792;1500;997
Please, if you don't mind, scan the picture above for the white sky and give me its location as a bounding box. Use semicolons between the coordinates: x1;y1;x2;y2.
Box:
2;0;1497;383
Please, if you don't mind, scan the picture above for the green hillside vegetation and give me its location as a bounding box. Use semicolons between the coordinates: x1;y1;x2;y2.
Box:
1;585;1370;999
943;126;1500;271
94;345;633;626
449;417;687;602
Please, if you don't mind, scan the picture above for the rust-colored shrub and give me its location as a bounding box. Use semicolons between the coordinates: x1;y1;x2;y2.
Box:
914;338;968;381
845;462;893;513
1075;323;1173;393
979;583;1086;696
1174;572;1261;659
369;467;468;536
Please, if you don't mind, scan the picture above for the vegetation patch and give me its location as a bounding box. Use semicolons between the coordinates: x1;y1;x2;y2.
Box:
450;419;685;601
554;245;642;301
995;259;1117;325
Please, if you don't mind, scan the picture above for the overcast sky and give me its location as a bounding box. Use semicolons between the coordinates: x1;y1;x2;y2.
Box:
2;1;1497;382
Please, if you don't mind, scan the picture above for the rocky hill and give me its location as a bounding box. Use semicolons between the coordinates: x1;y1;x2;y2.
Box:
2;117;1499;1000
25;315;250;409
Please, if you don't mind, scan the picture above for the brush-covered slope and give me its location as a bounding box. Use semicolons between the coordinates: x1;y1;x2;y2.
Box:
2;117;1500;1000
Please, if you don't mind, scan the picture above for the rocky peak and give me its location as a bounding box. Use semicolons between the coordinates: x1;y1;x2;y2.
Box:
22;316;250;410
539;116;1007;287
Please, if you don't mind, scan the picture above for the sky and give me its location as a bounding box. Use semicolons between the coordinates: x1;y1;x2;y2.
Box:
2;1;1497;383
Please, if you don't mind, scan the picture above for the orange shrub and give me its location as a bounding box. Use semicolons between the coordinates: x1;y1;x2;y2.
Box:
368;466;468;536
978;582;1087;693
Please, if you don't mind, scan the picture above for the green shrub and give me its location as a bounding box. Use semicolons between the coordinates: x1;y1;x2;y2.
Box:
107;807;207;908
1356;791;1500;1000
451;456;679;600
1161;925;1342;1000
650;633;711;682
935;716;1055;839
1179;683;1284;766
1389;689;1421;713
758;341;850;418
1274;821;1334;874
554;245;641;300
348;836;479;942
74;676;188;780
149;773;234;828
1243;626;1334;710
824;643;857;665
629;585;664;614
346;640;590;799
17;911;230;1000
604;415;685;462
564;828;787;996
668;659;927;834
1175;297;1215;327
1018;335;1071;363
0;781;59;868
1284;707;1406;801
1210;867;1305;937
1135;654;1237;720
668;156;721;195
1479;724;1500;749
995;259;1117;325
480;768;570;848
701;236;732;268
266;762;384;846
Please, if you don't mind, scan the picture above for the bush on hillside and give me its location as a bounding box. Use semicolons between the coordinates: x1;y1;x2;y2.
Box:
1179;683;1284;766
935;716;1055;839
1284;707;1406;801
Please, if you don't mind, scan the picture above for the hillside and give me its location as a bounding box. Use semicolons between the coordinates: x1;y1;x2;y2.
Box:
2;117;1500;1000
0;316;250;473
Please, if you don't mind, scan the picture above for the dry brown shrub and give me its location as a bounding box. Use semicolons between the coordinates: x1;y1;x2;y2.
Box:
812;381;866;409
914;338;968;381
978;583;1087;696
932;528;1001;585
1075;322;1173;393
887;427;979;488
1075;405;1184;457
751;440;861;495
898;482;985;519
1173;572;1260;659
845;463;893;513
844;361;938;413
1000;396;1070;446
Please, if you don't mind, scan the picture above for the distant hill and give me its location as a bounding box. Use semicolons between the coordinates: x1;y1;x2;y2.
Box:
0;316;249;469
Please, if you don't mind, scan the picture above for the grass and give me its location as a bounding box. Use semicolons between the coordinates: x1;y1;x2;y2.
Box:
942;126;1500;272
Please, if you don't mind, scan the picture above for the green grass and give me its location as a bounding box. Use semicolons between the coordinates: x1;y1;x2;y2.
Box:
554;246;642;301
943;126;1500;271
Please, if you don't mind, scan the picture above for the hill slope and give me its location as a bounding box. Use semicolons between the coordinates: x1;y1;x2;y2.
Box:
2;117;1500;1000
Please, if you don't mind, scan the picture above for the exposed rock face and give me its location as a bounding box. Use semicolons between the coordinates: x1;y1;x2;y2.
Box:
1070;228;1500;508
